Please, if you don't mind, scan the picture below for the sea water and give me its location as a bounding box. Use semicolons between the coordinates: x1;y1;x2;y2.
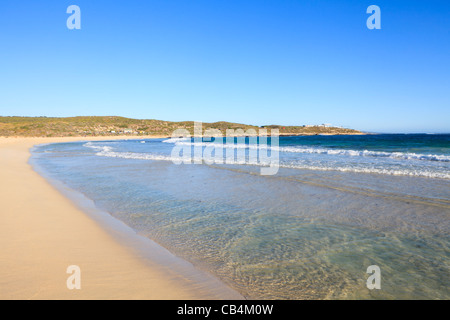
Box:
31;134;450;299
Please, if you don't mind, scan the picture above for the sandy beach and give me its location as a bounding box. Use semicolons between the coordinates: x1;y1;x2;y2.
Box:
0;136;242;300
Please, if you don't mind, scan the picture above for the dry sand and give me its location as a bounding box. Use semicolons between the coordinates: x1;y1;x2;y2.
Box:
0;136;243;300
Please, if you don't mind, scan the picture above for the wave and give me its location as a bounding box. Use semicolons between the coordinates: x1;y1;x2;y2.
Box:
281;162;450;179
162;137;191;144
83;142;450;179
161;140;450;163
84;142;268;166
279;146;450;162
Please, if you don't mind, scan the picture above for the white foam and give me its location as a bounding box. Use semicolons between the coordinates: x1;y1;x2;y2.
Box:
83;142;450;179
281;162;450;179
162;137;191;144
170;141;450;162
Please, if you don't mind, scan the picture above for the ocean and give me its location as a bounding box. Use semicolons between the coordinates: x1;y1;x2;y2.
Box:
31;134;450;299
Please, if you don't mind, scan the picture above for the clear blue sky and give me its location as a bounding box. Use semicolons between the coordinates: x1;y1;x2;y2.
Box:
0;0;449;133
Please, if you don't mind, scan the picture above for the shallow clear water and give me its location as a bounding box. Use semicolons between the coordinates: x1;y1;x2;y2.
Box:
32;134;450;299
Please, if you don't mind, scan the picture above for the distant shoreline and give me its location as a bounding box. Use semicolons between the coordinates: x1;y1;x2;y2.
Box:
0;116;365;137
0;132;370;139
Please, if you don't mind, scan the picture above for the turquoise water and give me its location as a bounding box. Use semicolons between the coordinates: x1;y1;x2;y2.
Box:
31;134;450;299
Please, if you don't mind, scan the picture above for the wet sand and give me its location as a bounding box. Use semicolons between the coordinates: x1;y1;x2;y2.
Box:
0;136;243;300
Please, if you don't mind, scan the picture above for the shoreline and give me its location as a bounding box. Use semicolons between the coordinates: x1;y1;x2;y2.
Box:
0;131;369;139
0;136;243;300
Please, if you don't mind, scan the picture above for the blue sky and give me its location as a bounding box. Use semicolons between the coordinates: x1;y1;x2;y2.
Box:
0;0;449;133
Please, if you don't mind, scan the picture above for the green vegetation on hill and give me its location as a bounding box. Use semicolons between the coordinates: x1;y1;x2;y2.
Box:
0;116;363;137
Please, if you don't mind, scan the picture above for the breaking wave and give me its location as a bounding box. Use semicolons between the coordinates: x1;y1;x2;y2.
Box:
162;139;450;162
84;142;450;179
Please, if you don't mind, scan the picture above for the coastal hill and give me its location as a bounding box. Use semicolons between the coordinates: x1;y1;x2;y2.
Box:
0;116;363;137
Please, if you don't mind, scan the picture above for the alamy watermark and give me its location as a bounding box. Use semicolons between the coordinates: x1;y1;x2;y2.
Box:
367;5;381;30
366;265;381;290
66;5;381;31
168;122;280;176
67;5;81;30
66;265;81;290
